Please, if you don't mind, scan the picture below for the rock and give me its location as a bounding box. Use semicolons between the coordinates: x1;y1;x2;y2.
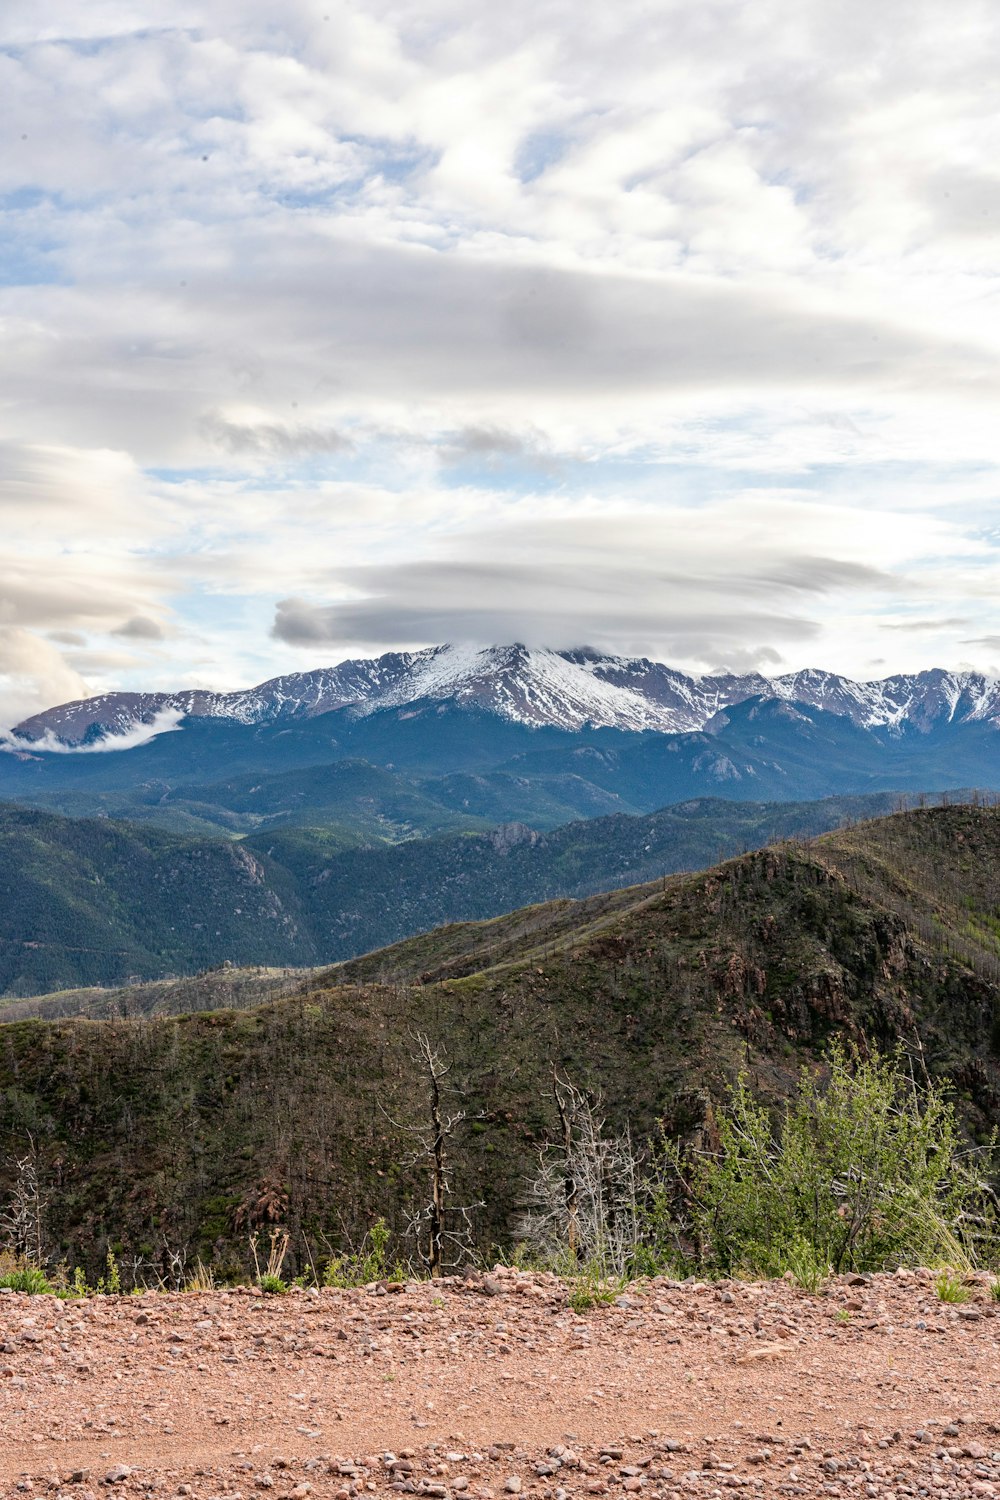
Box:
503;1479;522;1494
104;1467;131;1484
736;1343;789;1363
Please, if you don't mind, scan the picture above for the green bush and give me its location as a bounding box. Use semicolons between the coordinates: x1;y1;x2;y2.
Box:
647;1046;997;1278
257;1273;287;1294
567;1261;626;1312
0;1265;53;1294
324;1218;406;1287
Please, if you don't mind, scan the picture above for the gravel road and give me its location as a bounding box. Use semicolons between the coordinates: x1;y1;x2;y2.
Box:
2;1265;999;1499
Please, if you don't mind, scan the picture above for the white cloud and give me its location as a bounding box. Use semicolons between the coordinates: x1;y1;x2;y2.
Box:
0;626;89;728
2;0;1000;718
0;705;184;752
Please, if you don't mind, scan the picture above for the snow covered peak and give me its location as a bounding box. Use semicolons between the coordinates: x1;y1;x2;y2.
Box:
11;645;1000;746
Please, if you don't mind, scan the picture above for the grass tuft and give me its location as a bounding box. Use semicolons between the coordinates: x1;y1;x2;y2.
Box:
934;1269;971;1303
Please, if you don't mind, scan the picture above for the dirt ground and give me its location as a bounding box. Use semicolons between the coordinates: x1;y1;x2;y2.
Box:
2;1265;999;1500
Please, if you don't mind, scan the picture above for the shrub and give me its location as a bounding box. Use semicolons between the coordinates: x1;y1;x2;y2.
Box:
647;1046;998;1278
324;1217;405;1288
567;1261;626;1312
250;1227;289;1292
0;1264;52;1294
185;1259;216;1293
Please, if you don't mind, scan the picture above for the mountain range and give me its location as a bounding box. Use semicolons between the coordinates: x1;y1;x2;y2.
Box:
12;642;1000;742
1;644;998;838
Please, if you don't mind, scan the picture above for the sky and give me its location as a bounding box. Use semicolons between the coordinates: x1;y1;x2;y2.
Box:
2;0;1000;726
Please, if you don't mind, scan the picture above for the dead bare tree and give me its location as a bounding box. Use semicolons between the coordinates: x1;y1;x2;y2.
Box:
387;1032;481;1277
553;1068;580;1260
517;1074;642;1276
0;1136;49;1267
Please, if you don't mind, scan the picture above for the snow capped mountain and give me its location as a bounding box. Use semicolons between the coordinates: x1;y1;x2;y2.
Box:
11;644;1000;746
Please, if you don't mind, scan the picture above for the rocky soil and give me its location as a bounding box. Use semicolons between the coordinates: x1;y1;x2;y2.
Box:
2;1266;999;1500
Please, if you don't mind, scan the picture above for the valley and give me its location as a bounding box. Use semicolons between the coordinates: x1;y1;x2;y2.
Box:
0;791;930;997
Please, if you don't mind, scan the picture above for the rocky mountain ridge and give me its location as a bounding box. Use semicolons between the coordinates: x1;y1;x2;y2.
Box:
11;643;1000;744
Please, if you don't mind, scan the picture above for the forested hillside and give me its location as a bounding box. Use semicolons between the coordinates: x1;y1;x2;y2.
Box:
1;804;998;1277
0;791;910;995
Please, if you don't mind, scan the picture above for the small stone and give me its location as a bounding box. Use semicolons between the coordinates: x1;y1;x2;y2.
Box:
104;1468;131;1485
504;1480;522;1494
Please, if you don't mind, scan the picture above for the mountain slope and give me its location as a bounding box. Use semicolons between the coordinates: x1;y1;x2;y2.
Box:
1;803;999;1275
13;642;1000;743
5;692;1000;832
0;807;314;994
0;791;918;996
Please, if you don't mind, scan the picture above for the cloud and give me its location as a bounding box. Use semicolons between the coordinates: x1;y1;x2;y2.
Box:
3;0;1000;710
1;705;184;754
0;626;88;730
881;616;970;632
435;423;573;475
200;413;353;460
269;501;909;670
4;242;995;474
111;615;165;640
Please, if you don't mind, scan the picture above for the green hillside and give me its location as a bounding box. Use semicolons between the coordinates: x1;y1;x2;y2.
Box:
1;803;998;1279
0;790;915;996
